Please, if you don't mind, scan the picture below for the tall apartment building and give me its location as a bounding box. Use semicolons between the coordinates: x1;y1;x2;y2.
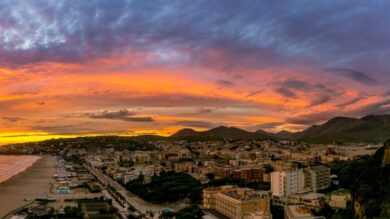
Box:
271;169;306;198
271;165;330;198
306;165;331;192
203;185;272;219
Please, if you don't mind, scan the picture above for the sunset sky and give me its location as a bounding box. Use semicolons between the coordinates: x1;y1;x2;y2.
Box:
1;1;390;145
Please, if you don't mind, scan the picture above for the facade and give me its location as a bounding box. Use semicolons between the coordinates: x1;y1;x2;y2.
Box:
306;165;330;192
243;211;273;219
234;168;263;181
327;189;351;209
290;193;325;210
271;166;330;198
203;185;271;219
271;169;305;198
173;160;193;172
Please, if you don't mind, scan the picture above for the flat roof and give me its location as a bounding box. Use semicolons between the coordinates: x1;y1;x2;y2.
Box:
301;193;325;200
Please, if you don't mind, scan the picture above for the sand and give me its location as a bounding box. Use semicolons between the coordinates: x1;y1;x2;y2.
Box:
0;156;56;217
0;155;41;183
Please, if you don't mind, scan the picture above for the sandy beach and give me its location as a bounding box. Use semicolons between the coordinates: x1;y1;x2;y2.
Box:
0;156;56;217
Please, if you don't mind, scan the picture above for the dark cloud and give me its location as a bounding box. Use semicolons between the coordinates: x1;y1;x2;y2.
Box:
2;117;25;122
178;108;214;116
282;79;311;90
174;120;215;128
287;98;390;125
30;124;130;135
217;80;235;87
196;108;213;114
252;122;285;130
337;96;364;108
326;68;378;85
274;87;296;98
274;79;335;106
281;79;335;93
0;0;388;80
350;99;390;116
286;112;338;125
310;95;331;106
85;109;154;122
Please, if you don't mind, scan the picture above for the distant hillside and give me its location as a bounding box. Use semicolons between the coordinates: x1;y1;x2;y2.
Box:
3;136;157;153
3;114;390;147
269;130;295;140
291;114;390;143
170;126;275;141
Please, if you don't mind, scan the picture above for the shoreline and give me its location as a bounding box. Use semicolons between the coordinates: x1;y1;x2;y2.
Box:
0;155;41;185
0;156;57;217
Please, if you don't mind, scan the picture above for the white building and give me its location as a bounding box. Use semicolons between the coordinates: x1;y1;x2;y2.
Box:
271;166;330;198
271;169;305;198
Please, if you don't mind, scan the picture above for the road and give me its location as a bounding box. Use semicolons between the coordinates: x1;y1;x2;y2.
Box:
85;164;185;217
101;189;128;219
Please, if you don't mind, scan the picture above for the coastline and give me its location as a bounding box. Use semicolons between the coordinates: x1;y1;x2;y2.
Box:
0;156;57;217
0;155;41;184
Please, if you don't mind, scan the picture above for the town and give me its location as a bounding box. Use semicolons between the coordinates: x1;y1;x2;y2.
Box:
0;136;381;219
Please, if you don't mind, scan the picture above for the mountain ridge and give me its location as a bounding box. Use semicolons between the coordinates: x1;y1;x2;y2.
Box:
3;114;390;146
170;114;390;143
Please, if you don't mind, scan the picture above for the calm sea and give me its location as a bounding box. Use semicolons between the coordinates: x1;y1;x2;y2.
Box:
0;155;40;183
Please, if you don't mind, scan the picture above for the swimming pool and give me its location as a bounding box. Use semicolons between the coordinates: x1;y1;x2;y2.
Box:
58;187;69;194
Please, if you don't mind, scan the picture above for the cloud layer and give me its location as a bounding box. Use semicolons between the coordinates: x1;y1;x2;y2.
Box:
0;0;389;144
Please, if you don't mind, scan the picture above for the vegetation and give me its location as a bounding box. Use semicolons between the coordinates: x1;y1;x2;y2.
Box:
125;171;203;204
207;177;270;191
125;170;271;205
337;140;390;218
1;136;156;154
175;205;204;219
159;206;204;219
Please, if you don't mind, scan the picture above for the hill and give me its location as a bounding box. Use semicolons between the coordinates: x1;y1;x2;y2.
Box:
291;114;390;143
2;114;390;147
269;130;295;139
1;136;157;154
170;126;275;141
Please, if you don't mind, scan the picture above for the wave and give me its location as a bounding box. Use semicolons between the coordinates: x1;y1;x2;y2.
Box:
0;155;41;183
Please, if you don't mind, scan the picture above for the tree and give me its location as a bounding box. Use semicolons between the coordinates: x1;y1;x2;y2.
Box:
205;172;215;181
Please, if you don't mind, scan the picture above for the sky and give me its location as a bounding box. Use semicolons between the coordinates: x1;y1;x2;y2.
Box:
1;0;390;145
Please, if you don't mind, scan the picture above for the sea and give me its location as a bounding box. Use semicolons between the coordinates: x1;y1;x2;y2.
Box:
0;155;40;183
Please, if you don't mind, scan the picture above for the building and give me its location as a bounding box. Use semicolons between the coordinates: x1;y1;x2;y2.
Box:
288;193;325;210
271;169;305;198
203;185;271;219
271;166;330;198
243;211;273;219
284;205;325;219
306;165;330;192
173;160;193;172
234;168;263;182
327;189;351;209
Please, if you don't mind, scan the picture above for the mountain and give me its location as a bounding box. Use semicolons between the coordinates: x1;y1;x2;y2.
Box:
171;126;275;141
273;130;295;139
170;128;200;138
171;115;390;143
3;114;389;146
293;114;390;143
